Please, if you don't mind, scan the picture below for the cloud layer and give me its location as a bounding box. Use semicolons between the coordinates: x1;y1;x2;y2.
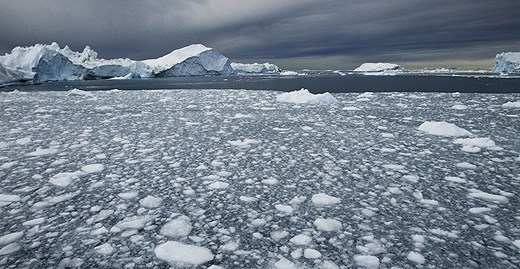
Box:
1;0;519;68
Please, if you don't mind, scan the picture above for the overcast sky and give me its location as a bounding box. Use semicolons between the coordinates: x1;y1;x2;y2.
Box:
1;0;519;69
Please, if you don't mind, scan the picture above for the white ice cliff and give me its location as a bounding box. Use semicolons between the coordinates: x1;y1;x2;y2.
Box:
353;62;406;72
231;62;280;74
493;52;520;74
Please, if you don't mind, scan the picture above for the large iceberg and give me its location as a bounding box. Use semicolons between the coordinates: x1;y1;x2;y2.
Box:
0;42;270;84
493;52;520;74
353;62;406;73
231;62;280;74
143;44;233;76
0;63;32;85
0;43;84;83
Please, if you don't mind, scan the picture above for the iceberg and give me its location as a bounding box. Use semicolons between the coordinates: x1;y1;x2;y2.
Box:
276;88;338;104
0;63;32;85
493;52;520;74
353;62;406;73
231;62;280;74
0;43;84;83
143;44;233;76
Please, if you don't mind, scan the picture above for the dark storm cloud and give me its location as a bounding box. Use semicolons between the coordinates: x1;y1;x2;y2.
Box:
0;0;519;68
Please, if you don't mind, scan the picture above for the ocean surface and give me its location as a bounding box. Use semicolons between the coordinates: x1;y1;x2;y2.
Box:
1;72;520;93
0;75;519;268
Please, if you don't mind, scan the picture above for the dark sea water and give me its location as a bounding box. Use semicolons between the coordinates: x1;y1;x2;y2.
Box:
2;73;520;93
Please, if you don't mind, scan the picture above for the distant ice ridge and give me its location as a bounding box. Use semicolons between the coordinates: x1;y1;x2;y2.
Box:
353;62;406;73
0;42;241;84
142;44;233;76
231;62;280;74
276;88;338;104
493;52;520;74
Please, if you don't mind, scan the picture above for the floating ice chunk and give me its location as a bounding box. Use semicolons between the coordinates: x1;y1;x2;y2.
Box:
154;241;214;265
407;251;425;264
94;243;115;255
382;164;406;170
68;88;93;97
502;101;520;108
361;208;377;217
456;162;477;170
219;241;239;252
228;138;261;148
274;204;294;215
513;240;520;249
354;255;380;269
16;137;31;145
312;193;341;206
0;194;21;202
280;71;299;76
0;232;23;245
274;257;297;269
118;191;139;200
402;175;420;183
469;207;492;214
22;217;45;226
303;248;321;259
207;181;230;190
451;104;468;110
261;177;279;185
412;234;425;243
115;215;154;230
418;121;472;137
81;164;104;173
343;106;361;111
139;195;162;208
468;189;508;203
313;218;342;232
445;176;467;183
160;215;192;237
49;171;85;187
26;148;58;157
239;196;258;203
289;234;312;245
271;231;289;240
276;88;338;105
0;161;17;170
0;243;20;255
453;137;498;151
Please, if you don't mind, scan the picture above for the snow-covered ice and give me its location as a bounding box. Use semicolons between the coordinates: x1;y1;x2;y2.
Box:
0;89;518;268
353;62;406;73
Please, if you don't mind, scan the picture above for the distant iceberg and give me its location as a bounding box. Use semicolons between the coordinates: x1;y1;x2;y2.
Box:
493;52;520;74
231;62;279;74
353;62;406;73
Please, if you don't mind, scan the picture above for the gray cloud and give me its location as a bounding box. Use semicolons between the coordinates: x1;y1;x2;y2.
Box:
1;0;519;68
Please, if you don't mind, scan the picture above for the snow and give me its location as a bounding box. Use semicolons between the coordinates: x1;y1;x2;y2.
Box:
312;193;341;206
353;62;405;72
493;52;520;74
502;101;520;108
231;62;280;74
160;215;192;237
276;88;338;104
418;121;472;137
154;241;214;265
313;218;342;232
